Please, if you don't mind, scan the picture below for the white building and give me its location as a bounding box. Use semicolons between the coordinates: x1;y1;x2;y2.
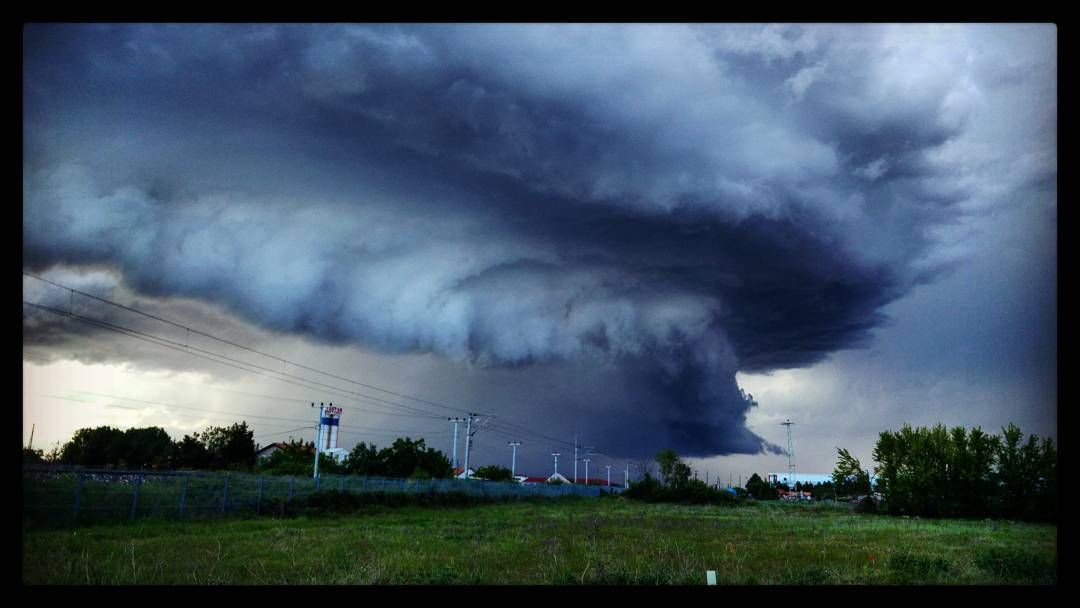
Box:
767;473;835;486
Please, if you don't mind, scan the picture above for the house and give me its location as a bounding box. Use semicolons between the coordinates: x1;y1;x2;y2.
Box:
779;489;813;501
453;466;476;479
322;447;349;463
576;477;619;487
521;472;571;484
255;442;347;463
255;442;312;460
767;473;835;486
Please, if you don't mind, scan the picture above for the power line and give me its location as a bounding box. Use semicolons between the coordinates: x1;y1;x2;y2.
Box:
39;394;312;432
23;300;448;421
24;271;469;415
23;282;589;464
254;426;314;441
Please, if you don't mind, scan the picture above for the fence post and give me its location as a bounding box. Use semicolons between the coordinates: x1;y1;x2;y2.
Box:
179;474;189;517
256;476;264;515
288;477;294;502
220;476;229;515
315;476;321;492
339;476;344;492
130;475;143;521
71;473;84;526
361;476;367;493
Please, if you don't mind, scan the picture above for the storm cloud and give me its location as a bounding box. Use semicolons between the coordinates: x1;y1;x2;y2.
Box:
22;24;1056;459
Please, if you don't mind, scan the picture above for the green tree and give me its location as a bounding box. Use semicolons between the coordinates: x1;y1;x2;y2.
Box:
995;424;1055;521
474;465;513;482
873;423;1054;521
345;441;382;476
832;447;871;498
121;426;174;469
60;426;126;466
171;433;210;470
655;448;691;488
745;473;777;500
201;422;256;470
377;437;452;479
23;447;45;464
262;440;319;477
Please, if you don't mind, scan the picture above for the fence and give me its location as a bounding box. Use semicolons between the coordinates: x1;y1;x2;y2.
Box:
23;466;622;527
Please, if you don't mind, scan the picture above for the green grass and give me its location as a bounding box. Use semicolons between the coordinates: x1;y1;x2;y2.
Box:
22;498;1056;585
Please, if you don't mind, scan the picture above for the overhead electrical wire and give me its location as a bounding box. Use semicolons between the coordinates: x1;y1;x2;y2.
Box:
24;274;605;464
24;271;468;415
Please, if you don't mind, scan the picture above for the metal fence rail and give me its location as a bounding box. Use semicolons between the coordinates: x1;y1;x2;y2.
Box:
23;466;622;527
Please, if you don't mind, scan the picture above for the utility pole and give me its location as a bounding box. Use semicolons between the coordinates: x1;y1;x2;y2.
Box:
508;441;521;478
448;417;466;468
311;402;326;479
781;418;796;500
463;414;473;480
573;436;594;484
624;462;629;488
551;453;561;477
582;458;591;486
460;413;493;480
605;465;612;488
27;423;35;450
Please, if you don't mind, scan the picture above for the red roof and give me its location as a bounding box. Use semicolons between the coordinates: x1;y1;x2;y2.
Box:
577;478;617;486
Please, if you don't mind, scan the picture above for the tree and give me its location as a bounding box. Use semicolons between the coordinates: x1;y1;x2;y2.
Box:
995;424;1055;521
201;422;256;470
121;426;174;469
474;465;513;482
259;439;343;476
872;423;1054;521
171;433;210;470
832;447;871;499
378;437;452;479
23;447;45;464
60;426;126;466
345;441;382;476
745;473;777;500
655;448;691;488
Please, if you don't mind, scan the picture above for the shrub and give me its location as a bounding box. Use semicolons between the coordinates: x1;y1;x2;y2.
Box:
888;552;953;583
973;547;1056;583
854;495;878;514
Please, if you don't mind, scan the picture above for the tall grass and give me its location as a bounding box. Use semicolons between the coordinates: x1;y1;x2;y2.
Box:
22;499;1055;585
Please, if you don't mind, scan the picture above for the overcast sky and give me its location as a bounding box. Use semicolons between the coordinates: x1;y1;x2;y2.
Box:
22;23;1056;481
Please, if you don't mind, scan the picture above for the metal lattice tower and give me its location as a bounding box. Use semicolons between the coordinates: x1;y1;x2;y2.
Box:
781;418;796;492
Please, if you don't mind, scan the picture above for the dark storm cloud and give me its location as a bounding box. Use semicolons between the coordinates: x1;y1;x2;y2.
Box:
22;24;1056;459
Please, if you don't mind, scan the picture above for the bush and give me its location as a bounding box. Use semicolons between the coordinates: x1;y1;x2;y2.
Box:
871;423;1055;522
624;474;741;506
888;552;953;583
854;494;878;514
973;547;1056;583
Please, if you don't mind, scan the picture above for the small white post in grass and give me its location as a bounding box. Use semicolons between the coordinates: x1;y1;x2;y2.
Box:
706;570;717;586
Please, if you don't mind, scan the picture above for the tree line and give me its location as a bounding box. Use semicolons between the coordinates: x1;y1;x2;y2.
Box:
24;423;258;470
867;423;1056;522
23;424;456;480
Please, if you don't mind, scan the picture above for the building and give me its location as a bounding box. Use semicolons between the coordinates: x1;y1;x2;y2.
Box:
520;472;571;484
767;473;835;487
255;442;296;460
321;447;349;463
577;477;620;487
452;466;476;479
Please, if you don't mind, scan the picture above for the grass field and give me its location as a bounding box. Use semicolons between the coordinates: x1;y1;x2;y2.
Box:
22;498;1056;585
